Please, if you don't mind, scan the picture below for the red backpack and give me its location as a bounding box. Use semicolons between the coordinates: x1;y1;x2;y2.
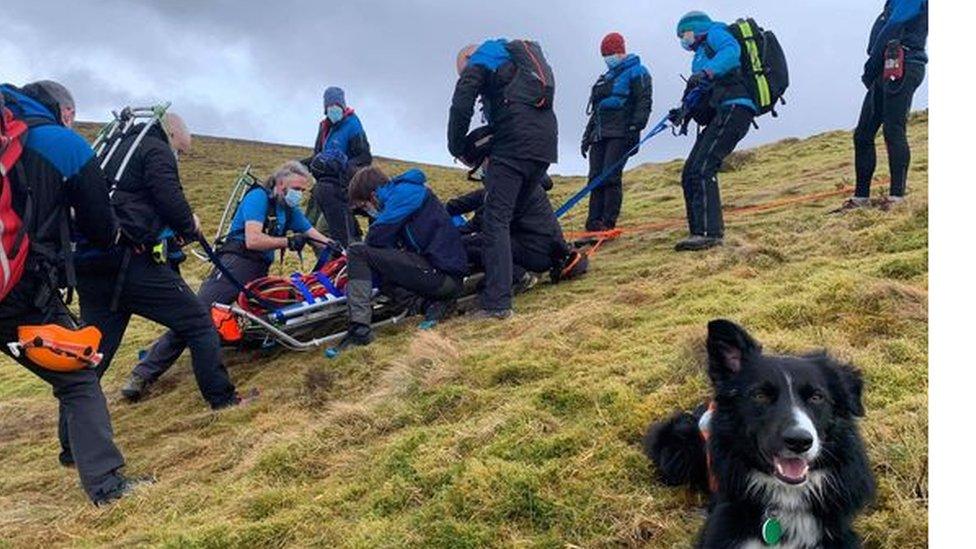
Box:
0;101;30;301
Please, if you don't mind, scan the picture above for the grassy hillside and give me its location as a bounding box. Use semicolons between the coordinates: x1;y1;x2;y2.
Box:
0;113;927;547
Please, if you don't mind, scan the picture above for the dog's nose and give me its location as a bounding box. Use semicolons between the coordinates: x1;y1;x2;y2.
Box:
783;427;814;453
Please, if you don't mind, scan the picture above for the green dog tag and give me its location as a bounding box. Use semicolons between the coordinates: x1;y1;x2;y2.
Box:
761;516;782;545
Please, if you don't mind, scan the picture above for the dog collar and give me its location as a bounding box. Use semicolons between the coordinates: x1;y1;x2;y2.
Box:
761;512;782;545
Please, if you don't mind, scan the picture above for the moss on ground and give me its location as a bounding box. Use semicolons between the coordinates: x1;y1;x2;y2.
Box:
0;112;927;547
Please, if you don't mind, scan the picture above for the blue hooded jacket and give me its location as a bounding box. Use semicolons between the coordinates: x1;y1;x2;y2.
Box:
366;169;469;277
865;0;927;78
691;23;757;113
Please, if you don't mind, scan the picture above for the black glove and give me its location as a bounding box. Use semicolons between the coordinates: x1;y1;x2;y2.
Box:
286;233;307;252
862;58;881;88
668;107;685;126
581;141;589;159
686;71;708;90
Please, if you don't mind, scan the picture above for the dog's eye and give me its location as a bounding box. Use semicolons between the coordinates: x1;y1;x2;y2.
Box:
808;391;825;404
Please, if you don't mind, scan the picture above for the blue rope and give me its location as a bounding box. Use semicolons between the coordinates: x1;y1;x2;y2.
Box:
555;114;671;219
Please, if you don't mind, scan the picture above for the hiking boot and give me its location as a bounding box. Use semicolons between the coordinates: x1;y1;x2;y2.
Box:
513;272;539;295
120;373;151;403
93;475;156;507
551;250;589;283
674;235;723;252
877;195;906;211
830;196;870;214
213;388;261;410
471;308;513;321
424;299;458;323
341;322;375;347
585;219;607;232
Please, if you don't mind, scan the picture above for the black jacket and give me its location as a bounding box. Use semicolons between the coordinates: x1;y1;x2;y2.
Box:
448;41;558;164
104;124;196;245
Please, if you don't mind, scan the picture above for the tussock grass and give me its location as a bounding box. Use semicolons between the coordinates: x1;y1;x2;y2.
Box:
0;112;927;547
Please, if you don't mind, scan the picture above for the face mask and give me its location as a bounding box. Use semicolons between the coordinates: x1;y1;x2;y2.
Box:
284;188;303;208
681;34;697;51
604;55;622;70
171;148;180;161
326;105;344;124
363;203;379;219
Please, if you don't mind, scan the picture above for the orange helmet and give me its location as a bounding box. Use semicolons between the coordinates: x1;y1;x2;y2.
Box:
15;324;103;372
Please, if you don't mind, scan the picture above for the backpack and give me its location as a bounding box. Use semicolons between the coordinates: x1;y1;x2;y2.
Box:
727;18;789;117
0;100;30;301
503;39;555;110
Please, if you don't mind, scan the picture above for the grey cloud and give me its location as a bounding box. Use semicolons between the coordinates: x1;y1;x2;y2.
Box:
2;0;927;175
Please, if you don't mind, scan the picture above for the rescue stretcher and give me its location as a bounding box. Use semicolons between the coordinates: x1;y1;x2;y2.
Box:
204;166;587;353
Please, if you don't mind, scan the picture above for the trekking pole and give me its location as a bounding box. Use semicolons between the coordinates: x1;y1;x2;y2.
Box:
195;234;280;312
554;113;673;218
214;165;253;243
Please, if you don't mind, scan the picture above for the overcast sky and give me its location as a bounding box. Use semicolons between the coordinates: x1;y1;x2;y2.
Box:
2;0;927;176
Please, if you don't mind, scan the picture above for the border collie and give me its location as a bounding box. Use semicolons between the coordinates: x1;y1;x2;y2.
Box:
644;320;874;548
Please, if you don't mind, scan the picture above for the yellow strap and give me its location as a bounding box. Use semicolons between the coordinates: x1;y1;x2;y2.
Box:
738;21;771;108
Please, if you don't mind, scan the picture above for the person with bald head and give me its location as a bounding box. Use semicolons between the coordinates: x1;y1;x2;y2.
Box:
448;38;558;320
74;108;254;423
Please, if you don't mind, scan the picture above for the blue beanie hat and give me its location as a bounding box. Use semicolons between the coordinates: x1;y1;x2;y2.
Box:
676;11;712;37
322;86;346;109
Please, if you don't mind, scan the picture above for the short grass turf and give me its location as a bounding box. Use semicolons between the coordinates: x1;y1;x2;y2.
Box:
0;112;927;548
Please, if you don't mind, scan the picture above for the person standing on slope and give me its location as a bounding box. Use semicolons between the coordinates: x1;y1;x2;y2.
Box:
304;86;372;239
74;111;255;416
581;32;653;232
121;161;331;401
671;11;756;252
837;0;927;212
0;81;152;506
448;38;558;319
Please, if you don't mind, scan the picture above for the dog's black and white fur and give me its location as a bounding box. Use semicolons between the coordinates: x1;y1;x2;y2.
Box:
644;320;875;548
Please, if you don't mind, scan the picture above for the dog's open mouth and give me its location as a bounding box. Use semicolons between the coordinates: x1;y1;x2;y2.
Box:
773;456;809;484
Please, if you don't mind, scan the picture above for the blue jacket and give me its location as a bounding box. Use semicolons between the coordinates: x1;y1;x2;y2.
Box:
865;0;928;79
366;169;469;277
584;54;654;142
311;111;372;169
692;22;757;113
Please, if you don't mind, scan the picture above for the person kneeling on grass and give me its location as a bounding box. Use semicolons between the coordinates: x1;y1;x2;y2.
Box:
120;161;332;401
446;175;588;290
337;166;469;349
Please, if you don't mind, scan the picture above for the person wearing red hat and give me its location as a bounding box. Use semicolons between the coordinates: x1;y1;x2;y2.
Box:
581;32;653;232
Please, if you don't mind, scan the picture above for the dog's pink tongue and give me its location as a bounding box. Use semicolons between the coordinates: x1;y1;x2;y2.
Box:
774;457;809;481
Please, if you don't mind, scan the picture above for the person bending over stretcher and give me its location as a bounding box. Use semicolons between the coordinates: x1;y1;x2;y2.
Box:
337;166;469;349
120;161;332;401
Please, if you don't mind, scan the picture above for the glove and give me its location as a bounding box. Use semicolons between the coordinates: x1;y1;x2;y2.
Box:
686;71;708;90
862;58;881;88
668;108;685;126
581;141;589;159
286;233;307;252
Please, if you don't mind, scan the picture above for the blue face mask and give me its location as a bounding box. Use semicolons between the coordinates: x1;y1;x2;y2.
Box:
363;204;379;219
284;188;303;208
604;55;621;70
681;34;697;51
326;105;344;124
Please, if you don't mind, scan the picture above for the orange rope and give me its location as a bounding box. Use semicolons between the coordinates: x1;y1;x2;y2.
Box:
565;184;878;249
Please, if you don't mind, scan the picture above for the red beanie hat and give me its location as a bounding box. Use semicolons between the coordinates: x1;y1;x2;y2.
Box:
601;32;626;56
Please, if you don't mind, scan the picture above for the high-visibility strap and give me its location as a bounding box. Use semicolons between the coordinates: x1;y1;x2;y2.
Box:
738;21;771;108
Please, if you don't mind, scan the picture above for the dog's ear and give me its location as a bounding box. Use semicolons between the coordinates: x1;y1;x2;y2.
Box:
706;319;762;383
826;361;866;418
